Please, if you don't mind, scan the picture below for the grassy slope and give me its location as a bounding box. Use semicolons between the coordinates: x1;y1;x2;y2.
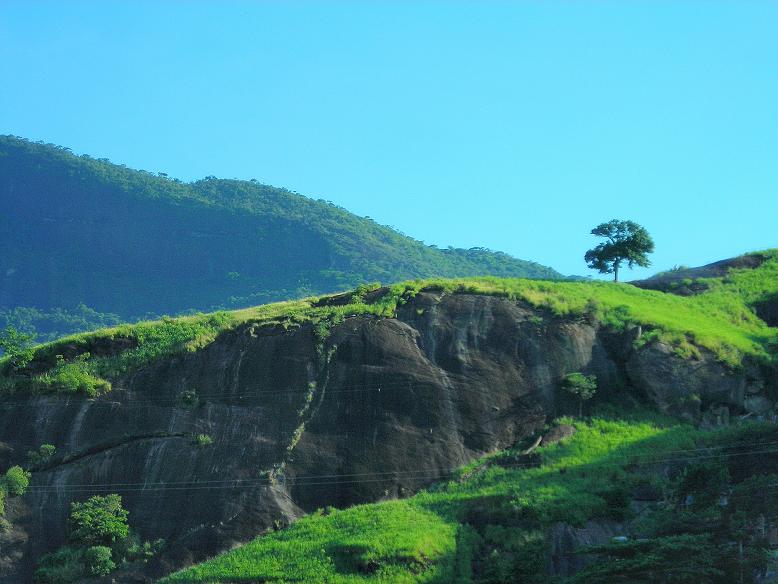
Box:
161;411;778;583
2;248;775;394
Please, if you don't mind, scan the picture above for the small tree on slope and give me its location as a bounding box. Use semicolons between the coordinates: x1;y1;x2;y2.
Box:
584;219;654;282
562;373;598;417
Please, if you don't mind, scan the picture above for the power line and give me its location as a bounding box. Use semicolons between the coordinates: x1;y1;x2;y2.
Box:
22;442;778;494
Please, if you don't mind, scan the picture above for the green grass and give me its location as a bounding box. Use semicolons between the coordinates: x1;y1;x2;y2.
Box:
2;249;776;395
164;502;456;583
161;409;778;583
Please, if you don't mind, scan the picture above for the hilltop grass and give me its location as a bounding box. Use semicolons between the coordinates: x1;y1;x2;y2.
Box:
161;410;778;583
2;250;776;395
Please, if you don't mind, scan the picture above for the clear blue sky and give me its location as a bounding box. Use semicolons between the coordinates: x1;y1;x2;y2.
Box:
2;1;776;278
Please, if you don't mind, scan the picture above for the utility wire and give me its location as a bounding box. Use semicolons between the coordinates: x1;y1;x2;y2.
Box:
23;442;778;493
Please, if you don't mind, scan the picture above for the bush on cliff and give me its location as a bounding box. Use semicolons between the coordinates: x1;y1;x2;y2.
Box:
2;465;31;496
69;494;129;547
35;494;160;583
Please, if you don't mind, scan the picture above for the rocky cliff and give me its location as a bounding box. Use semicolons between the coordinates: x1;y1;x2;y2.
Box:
0;290;774;582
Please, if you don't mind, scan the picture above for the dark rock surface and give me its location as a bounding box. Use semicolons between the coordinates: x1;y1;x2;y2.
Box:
546;519;627;577
0;292;773;581
540;425;577;447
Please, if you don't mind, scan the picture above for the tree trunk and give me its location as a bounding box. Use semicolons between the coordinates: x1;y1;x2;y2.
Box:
614;263;620;282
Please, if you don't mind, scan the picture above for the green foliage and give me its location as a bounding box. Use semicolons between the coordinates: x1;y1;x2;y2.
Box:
571;535;722;583
675;463;729;509
0;304;122;345
69;494;129;547
34;547;86;584
179;389;200;407
351;282;382;304
561;373;597;416
35;354;111;396
35;492;161;581
27;444;57;467
194;433;213;447
163;501;456;583
730;473;778;519
114;534;165;563
0;326;35;369
2;465;31;496
83;546;115;576
584;219;655;281
478;526;546;583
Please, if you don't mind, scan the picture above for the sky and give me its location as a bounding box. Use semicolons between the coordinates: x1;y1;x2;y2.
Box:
1;1;776;278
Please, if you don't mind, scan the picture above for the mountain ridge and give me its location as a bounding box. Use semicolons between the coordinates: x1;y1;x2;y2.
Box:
0;135;561;338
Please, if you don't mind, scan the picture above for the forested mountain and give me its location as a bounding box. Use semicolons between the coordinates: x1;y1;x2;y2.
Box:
0;135;560;339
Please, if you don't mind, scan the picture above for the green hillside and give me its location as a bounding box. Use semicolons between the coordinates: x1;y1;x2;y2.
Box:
0;135;559;340
162;413;778;584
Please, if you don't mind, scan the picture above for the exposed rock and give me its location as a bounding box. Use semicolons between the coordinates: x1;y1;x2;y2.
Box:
0;291;773;582
753;293;778;327
745;395;773;415
540;425;576;447
547;519;626;577
0;293;623;582
624;341;766;420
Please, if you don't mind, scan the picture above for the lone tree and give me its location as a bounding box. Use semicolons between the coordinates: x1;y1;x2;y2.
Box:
584;219;654;281
561;372;597;417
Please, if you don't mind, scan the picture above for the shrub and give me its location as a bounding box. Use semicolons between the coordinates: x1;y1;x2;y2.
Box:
33;546;85;584
42;354;111;396
561;373;598;417
194;433;213;447
69;494;129;547
27;444;56;467
179;389;199;407
351;282;381;303
3;465;31;496
675;463;729;510
84;546;115;576
571;535;721;584
117;535;165;562
0;326;35;370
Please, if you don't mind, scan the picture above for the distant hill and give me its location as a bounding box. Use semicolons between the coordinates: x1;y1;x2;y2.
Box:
0;135;560;339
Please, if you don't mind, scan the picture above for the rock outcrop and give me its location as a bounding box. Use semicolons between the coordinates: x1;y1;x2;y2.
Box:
0;291;773;581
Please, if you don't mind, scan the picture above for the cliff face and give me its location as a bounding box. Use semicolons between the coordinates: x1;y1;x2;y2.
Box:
0;292;771;582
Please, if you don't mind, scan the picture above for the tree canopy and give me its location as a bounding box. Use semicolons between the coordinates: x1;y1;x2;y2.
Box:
69;494;130;547
584;219;654;281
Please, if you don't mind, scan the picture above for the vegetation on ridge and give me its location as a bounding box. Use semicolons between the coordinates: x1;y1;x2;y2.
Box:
1;248;776;396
